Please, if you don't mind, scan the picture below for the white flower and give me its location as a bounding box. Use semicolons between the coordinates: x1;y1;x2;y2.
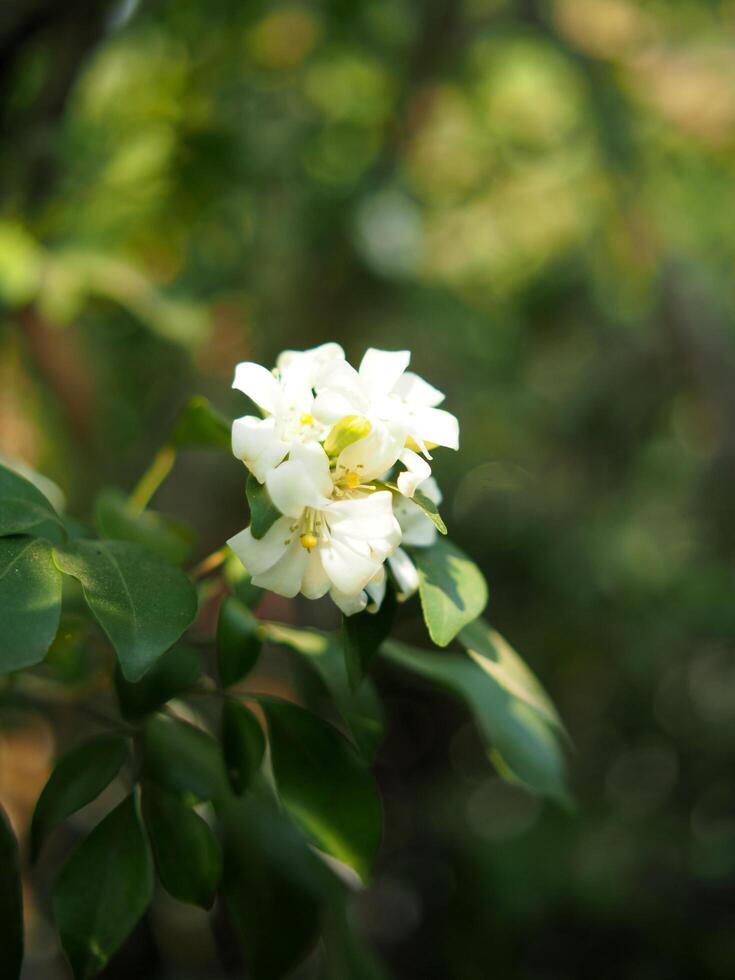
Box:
314;348;459;490
231;343;345;483
227;442;401;614
387;476;443;600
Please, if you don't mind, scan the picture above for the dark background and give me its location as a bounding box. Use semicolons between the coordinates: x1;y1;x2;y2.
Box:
2;1;735;977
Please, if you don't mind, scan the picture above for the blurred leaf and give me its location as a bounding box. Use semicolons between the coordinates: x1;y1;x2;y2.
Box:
0;463;65;544
412;487;448;535
170;396;231;450
411;538;488;647
224;552;264;608
381;640;569;804
53;795;153;980
43;614;93;686
142;714;227;804
458;619;566;735
222;794;328;980
217;596;262;687
342;585;396;690
0;804;23;980
322;904;391;980
94;489;195;565
53;540;198;682
246;474;281;539
262;698;382;881
31;734;129;863
0;536;63;673
0;221;43;306
115;643;202;719
142;784;221;909
262;623;385;760
222;699;265;794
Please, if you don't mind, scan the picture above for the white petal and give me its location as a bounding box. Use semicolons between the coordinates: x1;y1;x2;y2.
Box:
301;550;331;599
232;415;289;482
320;535;382;595
330;587;368;616
227;516;293;576
388;548;420;597
334;420;406;483
233;362;282;415
266;447;330;519
288;441;332;497
411;406;459;451
326;491;399;543
365;569;386;610
396;448;432;498
392;371;445;407
359;348;411;398
251;538;310;597
400;511;437;548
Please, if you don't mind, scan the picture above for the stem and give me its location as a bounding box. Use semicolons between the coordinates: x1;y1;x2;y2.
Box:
129;445;176;513
189;547;228;581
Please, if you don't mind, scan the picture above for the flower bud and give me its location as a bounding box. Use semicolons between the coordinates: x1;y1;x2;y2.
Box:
324;415;371;458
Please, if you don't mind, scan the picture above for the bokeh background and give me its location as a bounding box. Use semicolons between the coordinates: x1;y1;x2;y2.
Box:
2;0;735;977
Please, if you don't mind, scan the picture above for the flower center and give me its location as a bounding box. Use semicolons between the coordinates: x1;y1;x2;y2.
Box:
300;532;318;550
300;413;314;426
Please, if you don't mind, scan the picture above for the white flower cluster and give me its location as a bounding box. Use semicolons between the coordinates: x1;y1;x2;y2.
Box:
227;344;458;615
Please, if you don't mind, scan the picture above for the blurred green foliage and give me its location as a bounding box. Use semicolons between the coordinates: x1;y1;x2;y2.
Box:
2;0;735;977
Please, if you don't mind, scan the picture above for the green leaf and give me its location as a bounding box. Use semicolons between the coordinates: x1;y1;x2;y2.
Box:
412;486;447;534
342;586;396;691
217;596;262;688
0;804;23;980
53;795;153;980
381;640;569;803
246;473;281;539
223;552;263;608
31;734;129;863
411;537;488;647
142;714;227;804
53;539;198;682
115;643;202;719
458;619;567;735
262;623;385;761
323;904;391;980
221;794;327;980
262;698;382;881
0;536;63;673
94;489;195;565
142;785;221;909
222;699;265;794
169;396;230;450
0;462;65;543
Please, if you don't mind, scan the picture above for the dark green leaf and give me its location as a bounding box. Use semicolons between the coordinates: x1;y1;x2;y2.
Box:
323;904;391;980
43;614;93;687
217;596;262;687
169;396;230;450
0;536;63;673
222;794;327;980
142;784;221;908
53;795;153;980
246;473;281;539
31;734;129;863
94;488;195;565
53;539;198;682
0;804;23;980
0;462;65;543
342;585;396;691
222;699;265;794
115;643;201;719
411;537;488;647
142;714;227;804
262;623;385;761
381;640;569;803
262;698;382;881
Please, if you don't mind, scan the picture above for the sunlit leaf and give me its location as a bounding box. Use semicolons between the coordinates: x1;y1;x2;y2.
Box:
53;795;153;980
114;643;202;719
381;640;569;804
94;488;195;565
411;537;488;647
246;474;281;539
0;463;65;543
142;784;221;909
410;487;448;535
0;804;23;980
217;596;262;688
262;698;382;882
31;734;129;863
0;536;63;673
222;699;265;794
53;539;198;682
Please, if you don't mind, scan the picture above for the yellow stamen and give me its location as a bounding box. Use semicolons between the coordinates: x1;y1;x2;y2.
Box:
300;413;314;426
300;532;318;550
343;471;361;490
